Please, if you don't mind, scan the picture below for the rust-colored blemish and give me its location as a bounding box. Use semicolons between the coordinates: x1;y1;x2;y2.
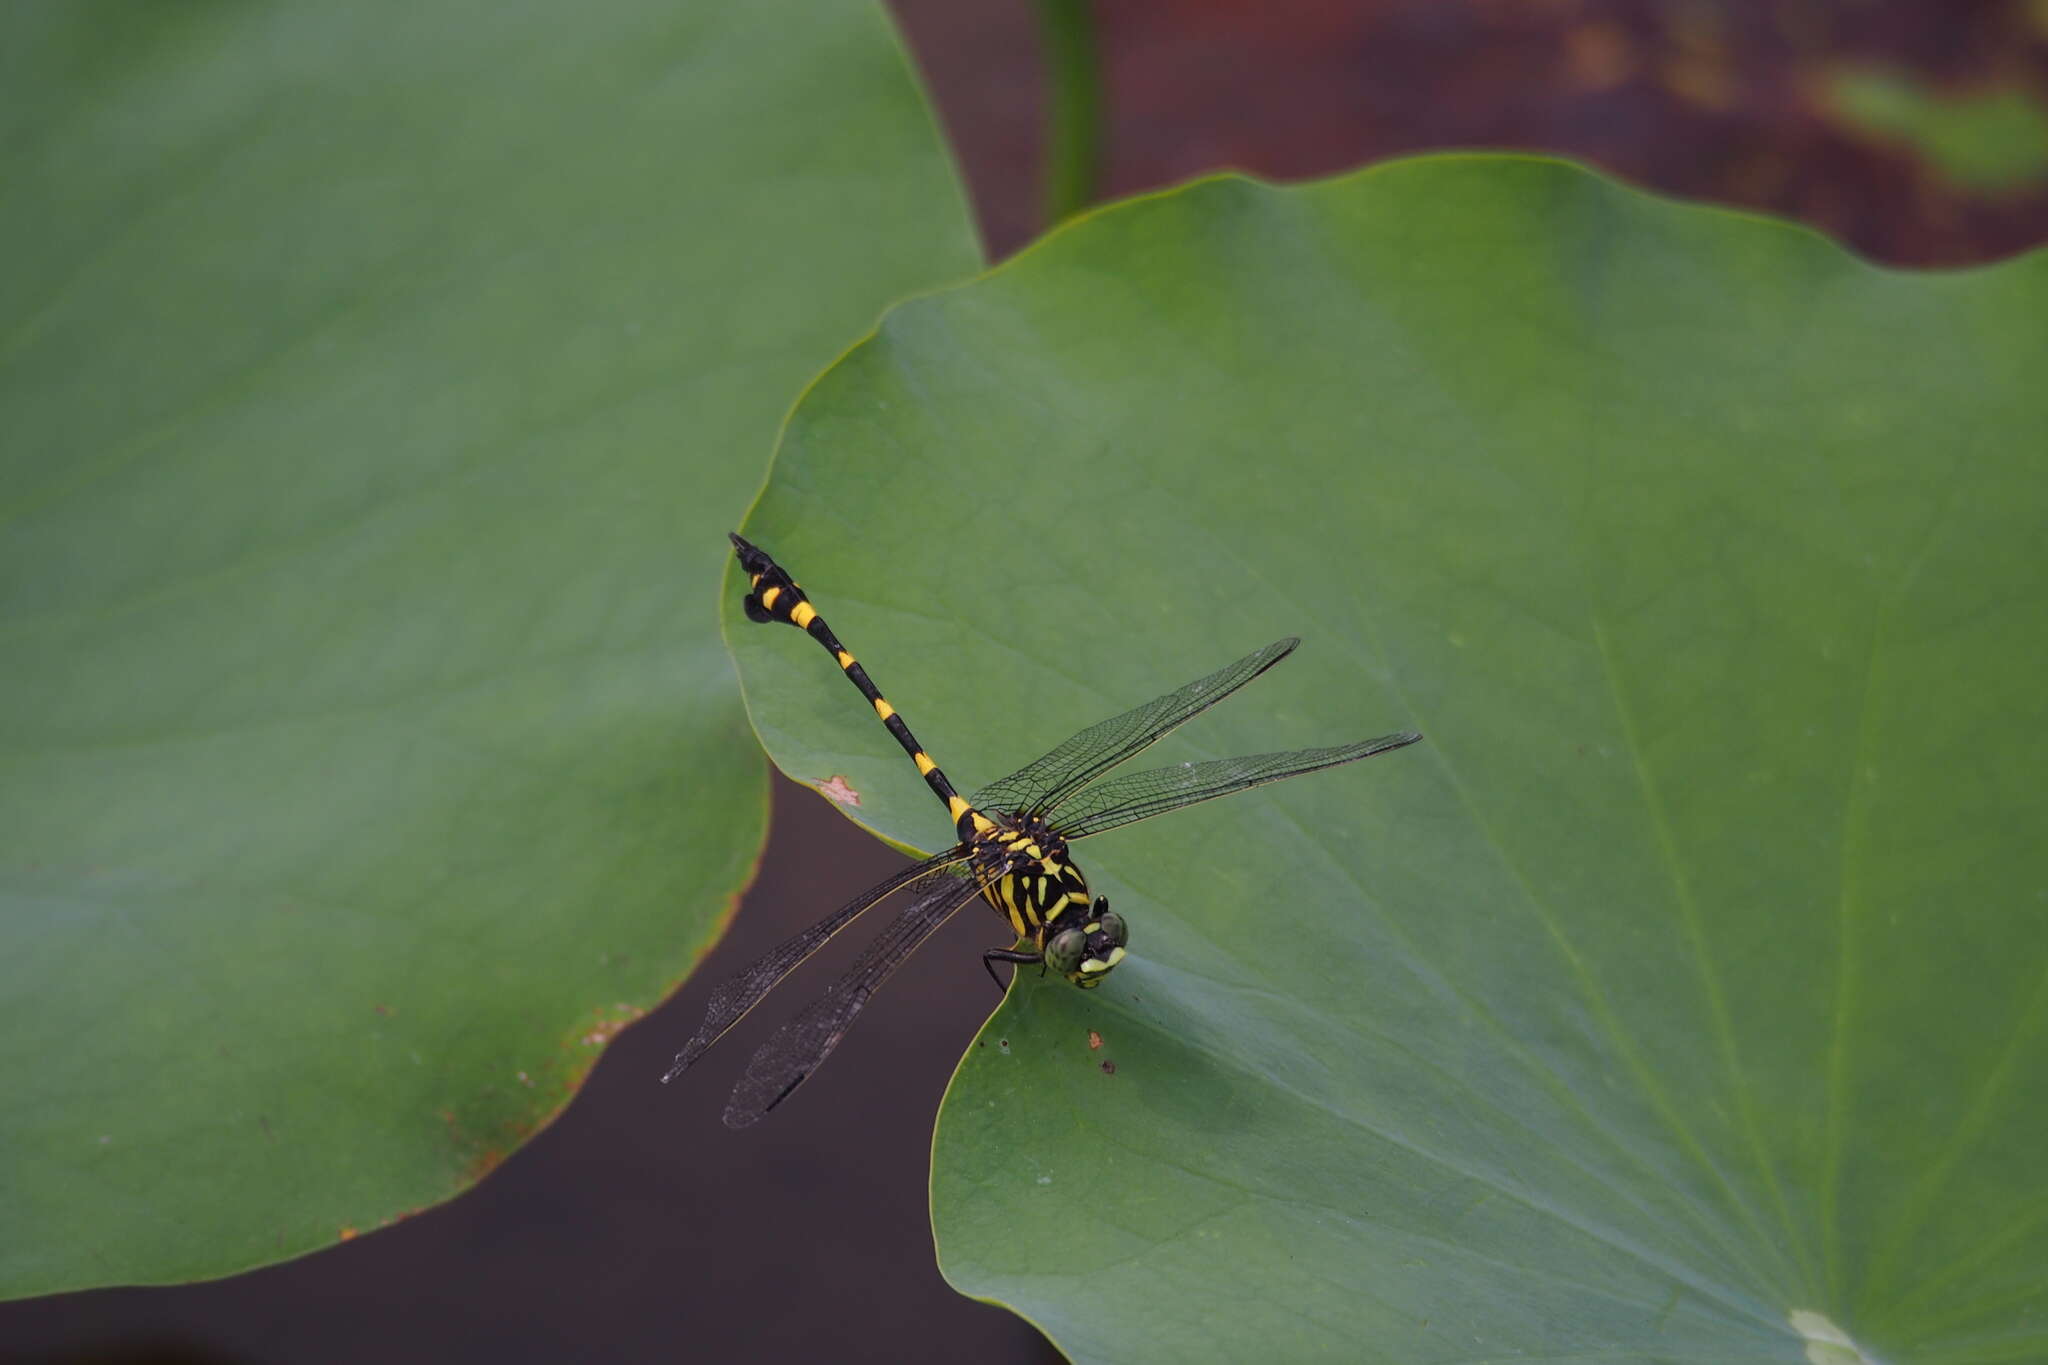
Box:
577;999;647;1051
443;999;661;1187
1087;1030;1102;1051
464;1146;508;1182
378;1204;429;1229
815;774;862;806
338;1226;358;1241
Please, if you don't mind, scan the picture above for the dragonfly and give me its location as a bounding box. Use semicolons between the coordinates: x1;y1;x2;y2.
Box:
664;532;1423;1127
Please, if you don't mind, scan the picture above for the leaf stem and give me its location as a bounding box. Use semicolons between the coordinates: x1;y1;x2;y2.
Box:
1036;0;1100;225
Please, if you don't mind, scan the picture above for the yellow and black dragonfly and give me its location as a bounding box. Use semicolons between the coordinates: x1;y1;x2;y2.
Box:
664;533;1422;1126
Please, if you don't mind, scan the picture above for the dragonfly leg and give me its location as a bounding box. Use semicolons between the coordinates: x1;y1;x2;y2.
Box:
982;947;1042;993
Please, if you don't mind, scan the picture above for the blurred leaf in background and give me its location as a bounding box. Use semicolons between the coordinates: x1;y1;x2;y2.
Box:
904;0;2048;265
0;0;977;1296
1822;67;2048;193
732;157;2048;1363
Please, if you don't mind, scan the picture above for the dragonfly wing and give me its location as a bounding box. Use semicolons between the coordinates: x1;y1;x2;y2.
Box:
723;865;987;1128
662;847;968;1085
1052;732;1423;842
971;638;1300;819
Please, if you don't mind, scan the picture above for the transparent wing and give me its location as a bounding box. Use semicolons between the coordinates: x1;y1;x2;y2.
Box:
1052;732;1423;842
722;865;988;1128
661;846;969;1086
971;639;1300;818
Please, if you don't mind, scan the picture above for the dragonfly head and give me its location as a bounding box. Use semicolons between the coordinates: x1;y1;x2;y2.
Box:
1045;897;1128;989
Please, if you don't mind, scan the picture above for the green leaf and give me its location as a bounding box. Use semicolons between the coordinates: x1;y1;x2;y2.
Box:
728;158;2048;1363
0;1;977;1296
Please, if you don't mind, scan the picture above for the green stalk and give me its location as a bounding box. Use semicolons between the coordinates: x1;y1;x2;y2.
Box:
1036;0;1100;225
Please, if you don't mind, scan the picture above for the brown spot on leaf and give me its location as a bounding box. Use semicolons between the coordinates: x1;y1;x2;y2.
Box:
1100;1060;1117;1076
578;1000;647;1050
463;1146;508;1182
816;774;862;806
444;1000;660;1186
1087;1030;1102;1050
376;1204;429;1230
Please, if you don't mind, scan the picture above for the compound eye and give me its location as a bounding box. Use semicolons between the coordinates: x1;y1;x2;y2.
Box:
1095;908;1128;948
1045;927;1088;976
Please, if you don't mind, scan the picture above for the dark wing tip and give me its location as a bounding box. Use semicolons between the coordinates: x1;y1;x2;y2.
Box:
1244;637;1300;673
1243;637;1301;682
722;1069;807;1129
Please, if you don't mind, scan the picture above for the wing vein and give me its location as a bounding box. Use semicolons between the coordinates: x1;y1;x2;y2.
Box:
662;846;968;1086
723;866;993;1126
970;639;1300;817
1056;734;1422;842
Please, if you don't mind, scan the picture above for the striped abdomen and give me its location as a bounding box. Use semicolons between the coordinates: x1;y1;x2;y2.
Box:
729;533;988;844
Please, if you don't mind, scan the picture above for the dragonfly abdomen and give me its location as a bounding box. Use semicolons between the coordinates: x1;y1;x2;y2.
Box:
730;533;986;843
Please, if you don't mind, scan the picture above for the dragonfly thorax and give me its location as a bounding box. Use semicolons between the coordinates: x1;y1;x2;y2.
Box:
968;812;1129;987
